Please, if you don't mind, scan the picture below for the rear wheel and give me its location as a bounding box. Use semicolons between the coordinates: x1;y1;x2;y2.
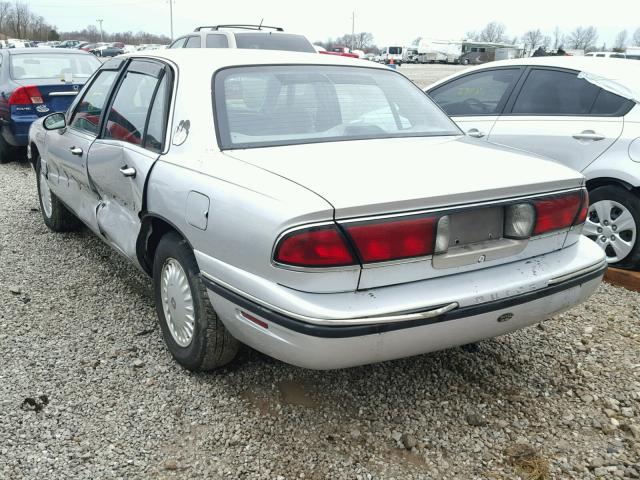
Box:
153;232;239;371
584;185;640;269
0;134;16;164
35;156;81;232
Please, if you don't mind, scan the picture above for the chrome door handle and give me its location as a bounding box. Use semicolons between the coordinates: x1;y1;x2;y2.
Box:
119;166;136;178
572;131;605;141
69;146;83;156
467;128;485;138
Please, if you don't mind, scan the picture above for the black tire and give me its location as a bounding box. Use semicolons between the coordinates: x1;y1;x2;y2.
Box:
588;185;640;269
35;156;81;232
0;134;16;164
153;232;239;371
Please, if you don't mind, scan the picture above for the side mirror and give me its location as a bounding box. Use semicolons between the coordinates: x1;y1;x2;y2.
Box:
43;112;66;131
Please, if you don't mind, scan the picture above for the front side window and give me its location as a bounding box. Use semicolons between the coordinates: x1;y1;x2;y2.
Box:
511;69;600;115
69;70;118;135
215;65;460;150
168;38;186;49
10;53;100;80
184;36;201;48
104;69;162;147
429;68;520;116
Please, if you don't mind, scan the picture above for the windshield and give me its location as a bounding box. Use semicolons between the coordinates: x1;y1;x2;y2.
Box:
214;65;461;149
234;33;315;53
10;53;101;80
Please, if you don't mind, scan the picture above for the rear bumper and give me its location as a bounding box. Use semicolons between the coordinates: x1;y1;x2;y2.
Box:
3;114;38;146
202;237;606;369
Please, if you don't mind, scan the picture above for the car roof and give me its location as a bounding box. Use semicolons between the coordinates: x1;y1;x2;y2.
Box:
429;56;640;103
5;47;93;55
131;47;386;70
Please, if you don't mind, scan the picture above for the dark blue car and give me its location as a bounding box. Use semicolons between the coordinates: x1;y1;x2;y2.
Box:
0;48;101;163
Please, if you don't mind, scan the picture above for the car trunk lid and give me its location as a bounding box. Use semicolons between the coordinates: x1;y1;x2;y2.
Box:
12;78;83;115
224;136;584;219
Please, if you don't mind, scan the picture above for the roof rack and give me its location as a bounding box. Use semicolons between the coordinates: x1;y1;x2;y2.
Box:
194;24;284;32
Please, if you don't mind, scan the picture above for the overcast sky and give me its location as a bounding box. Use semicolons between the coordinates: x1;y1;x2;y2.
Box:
29;0;639;47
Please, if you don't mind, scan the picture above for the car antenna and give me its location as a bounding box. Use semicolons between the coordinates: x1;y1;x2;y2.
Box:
258;18;263;30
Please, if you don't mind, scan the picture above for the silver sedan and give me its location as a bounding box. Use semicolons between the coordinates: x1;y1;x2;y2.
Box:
27;50;606;371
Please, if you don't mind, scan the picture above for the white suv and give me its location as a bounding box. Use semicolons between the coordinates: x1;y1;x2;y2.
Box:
168;24;316;53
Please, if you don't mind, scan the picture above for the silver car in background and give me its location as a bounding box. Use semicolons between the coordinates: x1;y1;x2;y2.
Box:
427;57;640;269
28;50;606;371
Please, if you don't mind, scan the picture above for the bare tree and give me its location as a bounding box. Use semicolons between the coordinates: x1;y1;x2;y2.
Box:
552;27;563;49
613;30;628;51
522;29;544;53
567;26;598;52
355;32;374;50
8;1;31;38
472;21;507;42
0;1;11;34
634;27;640;46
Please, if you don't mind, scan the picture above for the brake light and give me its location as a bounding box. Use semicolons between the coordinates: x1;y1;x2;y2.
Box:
274;225;355;267
575;190;589;225
8;85;44;105
344;216;437;263
533;191;583;235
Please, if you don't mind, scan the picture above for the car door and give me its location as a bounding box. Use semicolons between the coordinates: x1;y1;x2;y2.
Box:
487;67;625;172
427;67;523;140
87;59;172;260
43;67;120;227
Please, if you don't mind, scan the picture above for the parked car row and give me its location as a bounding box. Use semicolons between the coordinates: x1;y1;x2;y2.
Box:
21;40;608;372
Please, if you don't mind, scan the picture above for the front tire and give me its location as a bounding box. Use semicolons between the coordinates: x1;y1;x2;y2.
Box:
36;157;81;232
584;185;640;269
153;232;239;371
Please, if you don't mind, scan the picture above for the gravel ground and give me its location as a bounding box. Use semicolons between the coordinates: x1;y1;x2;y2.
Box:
399;63;467;88
1;65;639;479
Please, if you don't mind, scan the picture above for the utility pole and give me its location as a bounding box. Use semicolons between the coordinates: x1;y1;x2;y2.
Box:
169;0;174;41
96;19;103;42
351;12;355;51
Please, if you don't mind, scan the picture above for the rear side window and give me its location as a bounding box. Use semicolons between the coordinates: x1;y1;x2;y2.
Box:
429;68;520;116
184;36;201;48
206;34;228;48
104;63;170;150
69;70;118;135
512;69;600;115
590;89;634;116
144;75;170;152
233;33;315;53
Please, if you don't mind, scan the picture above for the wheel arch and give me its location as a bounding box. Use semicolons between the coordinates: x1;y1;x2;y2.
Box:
585;177;635;193
29;141;40;168
136;213;195;277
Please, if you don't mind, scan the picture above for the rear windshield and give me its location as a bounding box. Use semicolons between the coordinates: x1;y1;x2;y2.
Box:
214;65;460;149
233;33;315;53
388;47;402;54
10;53;101;80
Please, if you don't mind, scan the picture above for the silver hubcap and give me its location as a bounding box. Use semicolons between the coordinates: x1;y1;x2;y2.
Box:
583;199;636;263
39;168;53;218
161;258;195;347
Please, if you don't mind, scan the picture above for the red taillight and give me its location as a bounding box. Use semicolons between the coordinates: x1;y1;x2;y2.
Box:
576;190;589;225
9;85;44;105
344;216;437;263
533;191;583;235
274;225;355;267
